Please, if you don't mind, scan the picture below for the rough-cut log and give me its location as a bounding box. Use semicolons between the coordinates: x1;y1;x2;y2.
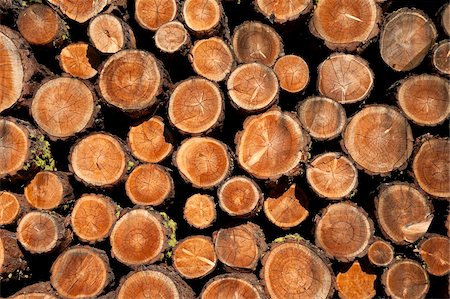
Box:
236;108;310;180
367;238;394;267
17;211;70;254
263;184;309;229
17;4;64;46
273;54;309;93
418;234;450;276
183;194;216;229
336;260;376;299
396;75;449;126
24;171;73;210
183;0;222;35
10;282;58;299
261;239;334;299
315;201;373;261
232;22;283;66
135;0;177;31
125;163;174;206
116;266;195;299
297;96;346;140
380;9;437;72
0;191;27;226
59;43;98;79
190;37;234;82
98;50;164;113
412;137;450;198
47;0;107;23
0;229;27;275
306;152;358;200
375;183;433;244
342;105;413;175
110;208;168;266
127;116;173;163
154;21;190;53
311;0;380;51
217;176;263;217
381;259;429;299
432;40;450;75
168;78;224;134
317;53;374;104
172;235;217;279
89;14;136;54
213;222;266;271
70;194;117;243
50;246;113;298
227;63;279;112
31;77;97;140
201;273;266;299
69;133;128;187
254;0;312;24
174;137;231;189
442;4;450;36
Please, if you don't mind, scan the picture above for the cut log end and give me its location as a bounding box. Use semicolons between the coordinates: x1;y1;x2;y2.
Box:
154;21;190;53
183;0;221;33
89;14;131;54
418;235;450;276
201;274;264;299
60;43;98;79
10;282;57;299
47;0;107;23
184;194;216;229
336;260;376;299
0;119;30;178
0;191;22;226
367;239;394;267
432;40;450;75
442;4;450;36
273;55;309;93
217;176;262;217
17;4;60;46
0;229;27;274
135;0;177;31
306;152;358;200
255;0;312;23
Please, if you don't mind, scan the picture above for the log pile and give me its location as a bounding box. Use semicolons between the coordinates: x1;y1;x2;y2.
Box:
0;0;449;298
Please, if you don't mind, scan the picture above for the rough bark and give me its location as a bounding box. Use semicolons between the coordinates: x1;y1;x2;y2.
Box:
0;229;27;275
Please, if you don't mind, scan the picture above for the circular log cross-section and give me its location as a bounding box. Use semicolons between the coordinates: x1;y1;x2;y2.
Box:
183;0;221;34
0;32;24;113
0;192;22;226
135;0;177;31
125;163;174;206
432;40;450;75
128;116;173;163
262;241;334;299
154;21;190;53
375;184;433;244
110;209;167;266
413;138;450;198
17;4;61;46
60;43;98;79
306;152;358;200
47;0;107;23
70;133;127;187
380;9;437;72
10;282;58;299
227;63;279;112
0;229;27;274
232;22;282;66
201;274;265;299
236;109;309;180
184;194;216;229
317;53;374;104
71;194;116;243
99;50;163;113
50;246;112;299
336;260;376;299
297;96;347;140
315;202;373;261
89;14;134;54
367;239;394;267
174;137;231;189
255;0;312;23
0;118;30;179
172;236;217;279
31;77;96;140
342;105;413;175
418;235;450;276
168;78;224;134
273;55;309;93
397;75;449;126
382;259;429;299
443;4;450;36
217;176;262;217
190;37;234;82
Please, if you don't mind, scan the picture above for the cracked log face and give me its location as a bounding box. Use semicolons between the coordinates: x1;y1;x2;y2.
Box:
255;0;311;23
236;109;309;180
169;78;223;134
183;0;221;33
375;184;433;244
70;133;127;187
183;194;216;229
0;192;21;225
50;246;112;298
306;152;358;200
342;105;413;175
0;32;24;113
380;9;437;72
432;40;450;75
367;239;394;267
24;171;71;210
17;4;60;46
154;21;189;53
0;119;30;178
89;14;128;54
173;236;217;279
273;55;309;93
47;0;107;23
317;53;374;104
397;75;450;126
336;260;376;299
232;22;282;66
60;43;98;79
201;274;264;299
70;194;116;243
413;138;450;198
135;0;177;31
315;202;373;261
31;77;96;140
262;241;334;299
418;235;450;277
99;50;163;112
218;176;262;217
